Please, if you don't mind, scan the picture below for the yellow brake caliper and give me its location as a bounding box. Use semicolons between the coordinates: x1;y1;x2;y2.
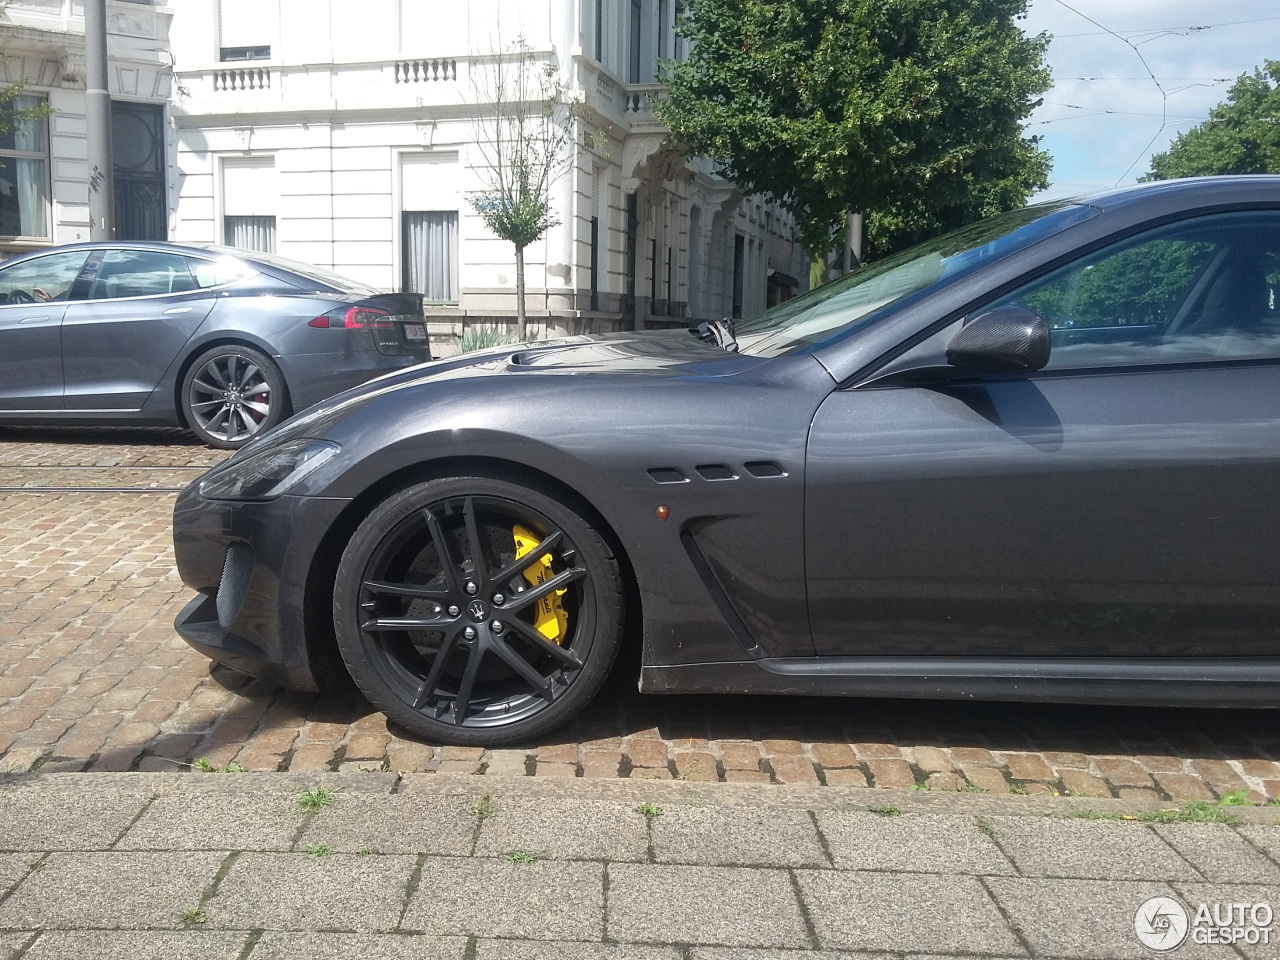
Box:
512;524;569;644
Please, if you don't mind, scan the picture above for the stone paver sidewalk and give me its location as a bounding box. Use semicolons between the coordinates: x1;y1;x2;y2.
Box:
0;773;1277;959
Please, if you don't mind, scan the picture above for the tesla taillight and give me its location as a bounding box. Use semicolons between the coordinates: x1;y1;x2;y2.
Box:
308;307;393;329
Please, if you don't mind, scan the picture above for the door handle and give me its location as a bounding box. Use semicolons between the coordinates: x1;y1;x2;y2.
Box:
163;306;195;315
18;316;50;323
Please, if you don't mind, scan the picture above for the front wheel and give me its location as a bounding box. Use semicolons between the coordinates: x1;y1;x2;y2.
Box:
181;344;288;449
332;477;625;747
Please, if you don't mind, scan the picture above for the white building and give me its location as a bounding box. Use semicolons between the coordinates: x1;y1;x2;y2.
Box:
0;0;174;257
168;0;805;352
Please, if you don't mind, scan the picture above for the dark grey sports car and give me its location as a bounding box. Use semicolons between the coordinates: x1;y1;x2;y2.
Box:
173;176;1280;746
0;242;430;447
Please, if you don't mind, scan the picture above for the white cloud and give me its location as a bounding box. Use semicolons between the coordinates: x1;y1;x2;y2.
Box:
1020;0;1280;198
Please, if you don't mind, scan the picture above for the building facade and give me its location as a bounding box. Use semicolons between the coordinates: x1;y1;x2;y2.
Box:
0;0;174;258
168;0;804;353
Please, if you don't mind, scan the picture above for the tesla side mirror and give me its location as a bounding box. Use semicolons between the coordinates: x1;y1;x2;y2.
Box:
946;305;1050;373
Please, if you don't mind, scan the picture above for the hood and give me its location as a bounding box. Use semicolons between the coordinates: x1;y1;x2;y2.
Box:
370;329;769;387
233;330;769;457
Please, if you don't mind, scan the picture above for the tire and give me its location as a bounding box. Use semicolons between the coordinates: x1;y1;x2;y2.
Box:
332;477;625;747
181;344;289;449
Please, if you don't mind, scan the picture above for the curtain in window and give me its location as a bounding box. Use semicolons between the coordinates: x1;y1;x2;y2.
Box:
403;211;457;301
224;215;276;253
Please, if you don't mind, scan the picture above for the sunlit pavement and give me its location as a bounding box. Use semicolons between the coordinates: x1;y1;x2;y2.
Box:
0;772;1276;957
1;427;1278;807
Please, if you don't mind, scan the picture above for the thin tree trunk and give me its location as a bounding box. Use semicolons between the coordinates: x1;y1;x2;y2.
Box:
809;250;826;289
514;243;527;341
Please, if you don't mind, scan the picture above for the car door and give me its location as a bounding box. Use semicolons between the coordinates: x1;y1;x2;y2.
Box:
805;209;1280;659
0;249;93;410
61;248;217;410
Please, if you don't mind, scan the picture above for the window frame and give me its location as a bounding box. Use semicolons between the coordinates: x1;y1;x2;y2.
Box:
0;93;52;242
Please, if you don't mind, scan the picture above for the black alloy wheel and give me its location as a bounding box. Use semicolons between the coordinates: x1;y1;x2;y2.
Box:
181;344;288;449
332;477;625;746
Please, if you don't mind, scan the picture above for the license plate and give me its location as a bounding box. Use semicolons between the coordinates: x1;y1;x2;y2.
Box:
403;324;427;341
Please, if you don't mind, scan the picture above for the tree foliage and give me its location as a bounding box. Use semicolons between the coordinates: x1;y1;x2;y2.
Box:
469;37;580;339
1144;61;1280;181
656;0;1052;260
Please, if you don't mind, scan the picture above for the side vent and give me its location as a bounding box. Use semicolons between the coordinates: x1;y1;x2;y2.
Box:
744;460;786;478
647;467;689;484
694;464;737;481
216;542;255;628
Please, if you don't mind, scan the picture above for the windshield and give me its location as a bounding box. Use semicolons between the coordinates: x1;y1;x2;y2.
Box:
734;202;1098;357
195;244;384;297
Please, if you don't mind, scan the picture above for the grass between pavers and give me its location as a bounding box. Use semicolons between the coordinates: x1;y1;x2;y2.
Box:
297;788;335;813
1068;798;1248;824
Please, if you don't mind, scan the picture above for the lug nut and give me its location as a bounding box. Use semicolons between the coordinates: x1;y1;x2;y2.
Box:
490;620;504;635
447;605;460;617
463;626;477;640
465;582;478;595
492;593;505;605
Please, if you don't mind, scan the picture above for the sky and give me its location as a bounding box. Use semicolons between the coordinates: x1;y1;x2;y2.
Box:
1020;0;1280;199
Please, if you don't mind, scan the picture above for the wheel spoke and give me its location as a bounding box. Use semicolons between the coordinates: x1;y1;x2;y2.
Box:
192;377;223;396
361;615;451;631
243;399;270;418
505;567;587;612
413;627;460;710
489;635;554;700
462;496;488;592
204;362;228;388
363;579;451;600
505;614;583;669
493;529;563;585
237;363;262;390
236;407;260;436
190;399;225;411
423;508;466;598
451;641;484;725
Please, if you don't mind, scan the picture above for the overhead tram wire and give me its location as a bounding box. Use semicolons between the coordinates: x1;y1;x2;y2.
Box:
1051;0;1177;186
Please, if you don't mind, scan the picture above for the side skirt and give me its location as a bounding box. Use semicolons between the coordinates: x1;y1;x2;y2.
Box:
639;657;1280;707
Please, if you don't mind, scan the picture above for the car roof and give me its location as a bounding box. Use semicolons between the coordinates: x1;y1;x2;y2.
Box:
1063;175;1280;212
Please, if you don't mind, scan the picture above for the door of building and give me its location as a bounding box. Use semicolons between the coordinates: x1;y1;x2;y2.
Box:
112;102;167;241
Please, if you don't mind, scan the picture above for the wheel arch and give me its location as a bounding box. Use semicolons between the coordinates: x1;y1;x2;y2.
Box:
172;335;291;429
301;454;643;692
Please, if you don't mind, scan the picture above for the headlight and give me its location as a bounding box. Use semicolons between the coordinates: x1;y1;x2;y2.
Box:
199;439;340;501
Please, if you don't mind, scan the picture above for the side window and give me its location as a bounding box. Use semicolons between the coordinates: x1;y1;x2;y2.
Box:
0;250;91;305
991;212;1280;369
89;249;200;299
184;256;257;290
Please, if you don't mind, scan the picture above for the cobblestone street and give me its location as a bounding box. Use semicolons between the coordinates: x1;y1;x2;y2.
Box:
1;427;1278;803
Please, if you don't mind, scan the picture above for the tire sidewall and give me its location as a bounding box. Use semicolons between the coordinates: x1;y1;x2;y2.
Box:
333;476;624;747
181;344;288;449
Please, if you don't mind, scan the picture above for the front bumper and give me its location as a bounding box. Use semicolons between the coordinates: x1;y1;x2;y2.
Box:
172;480;351;691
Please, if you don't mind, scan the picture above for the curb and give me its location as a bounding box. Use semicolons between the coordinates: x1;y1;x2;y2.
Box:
5;771;1279;822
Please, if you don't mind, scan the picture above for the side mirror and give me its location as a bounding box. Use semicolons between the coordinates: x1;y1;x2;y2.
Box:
945;304;1050;373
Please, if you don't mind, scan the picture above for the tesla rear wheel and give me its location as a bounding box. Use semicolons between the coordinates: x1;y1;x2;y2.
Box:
181;344;288;449
333;477;624;747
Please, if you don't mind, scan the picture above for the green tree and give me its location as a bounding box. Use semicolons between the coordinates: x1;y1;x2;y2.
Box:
469;37;581;340
656;0;1052;269
1143;61;1280;180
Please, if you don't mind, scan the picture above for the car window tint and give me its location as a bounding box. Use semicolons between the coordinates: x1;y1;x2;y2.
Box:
90;249;201;299
991;211;1280;369
186;256;258;289
0;250;91;305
